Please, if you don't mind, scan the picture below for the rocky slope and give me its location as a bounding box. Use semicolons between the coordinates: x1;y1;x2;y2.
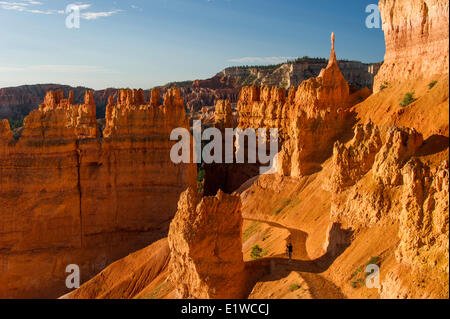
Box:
0;88;196;298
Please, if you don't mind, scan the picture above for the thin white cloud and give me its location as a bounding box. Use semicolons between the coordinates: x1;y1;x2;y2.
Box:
0;1;121;19
0;0;57;14
82;9;121;20
228;57;295;64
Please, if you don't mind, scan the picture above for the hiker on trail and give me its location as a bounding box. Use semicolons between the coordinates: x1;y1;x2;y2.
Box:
287;243;293;262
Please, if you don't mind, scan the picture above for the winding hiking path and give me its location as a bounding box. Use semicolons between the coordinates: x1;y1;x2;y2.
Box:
244;218;310;260
243;218;346;299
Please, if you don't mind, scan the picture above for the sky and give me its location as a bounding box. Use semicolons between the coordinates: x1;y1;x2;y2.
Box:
0;0;385;90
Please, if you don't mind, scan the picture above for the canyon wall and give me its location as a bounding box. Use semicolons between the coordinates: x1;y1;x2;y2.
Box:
374;0;449;92
0;88;196;298
210;59;380;91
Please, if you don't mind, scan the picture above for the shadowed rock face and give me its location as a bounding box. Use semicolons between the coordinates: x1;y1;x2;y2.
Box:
0;88;196;298
168;188;247;299
374;0;449;92
203;99;262;196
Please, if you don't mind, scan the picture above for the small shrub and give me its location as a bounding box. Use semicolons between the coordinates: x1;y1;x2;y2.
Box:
250;245;264;260
8;118;24;130
366;256;381;267
400;92;416;107
429;80;438;90
379;81;389;91
197;166;205;194
351;267;363;278
289;283;301;292
350;257;382;288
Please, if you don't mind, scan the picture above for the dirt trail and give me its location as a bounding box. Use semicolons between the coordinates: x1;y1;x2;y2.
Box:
243;218;346;299
245;218;309;260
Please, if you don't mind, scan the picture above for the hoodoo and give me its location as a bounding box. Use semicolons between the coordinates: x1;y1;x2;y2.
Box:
168;188;247;299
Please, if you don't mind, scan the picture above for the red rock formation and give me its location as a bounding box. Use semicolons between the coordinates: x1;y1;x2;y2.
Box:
372;126;423;186
325;116;448;297
328;120;382;192
237;86;288;141
330;125;424;227
214;100;233;131
233;34;364;179
278;33;352;176
374;0;450;92
0;88;196;298
168;188;247;299
397;159;449;272
0;119;12;142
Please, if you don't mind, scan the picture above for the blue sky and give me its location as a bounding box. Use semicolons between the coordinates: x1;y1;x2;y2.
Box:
0;0;385;90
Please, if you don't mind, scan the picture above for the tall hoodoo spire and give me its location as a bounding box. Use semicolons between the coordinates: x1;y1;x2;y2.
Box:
328;32;337;66
331;32;335;50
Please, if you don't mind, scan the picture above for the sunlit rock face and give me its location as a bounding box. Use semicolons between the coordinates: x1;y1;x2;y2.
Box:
374;0;449;92
168;188;247;299
277;33;353;177
231;34;357;179
0;88;196;298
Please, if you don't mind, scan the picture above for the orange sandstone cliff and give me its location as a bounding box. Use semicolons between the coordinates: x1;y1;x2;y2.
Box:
0;88;196;298
358;0;449;138
374;0;449;92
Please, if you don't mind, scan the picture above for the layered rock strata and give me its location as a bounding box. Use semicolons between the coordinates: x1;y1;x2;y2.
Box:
374;0;449;91
0;88;196;298
328;121;382;192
